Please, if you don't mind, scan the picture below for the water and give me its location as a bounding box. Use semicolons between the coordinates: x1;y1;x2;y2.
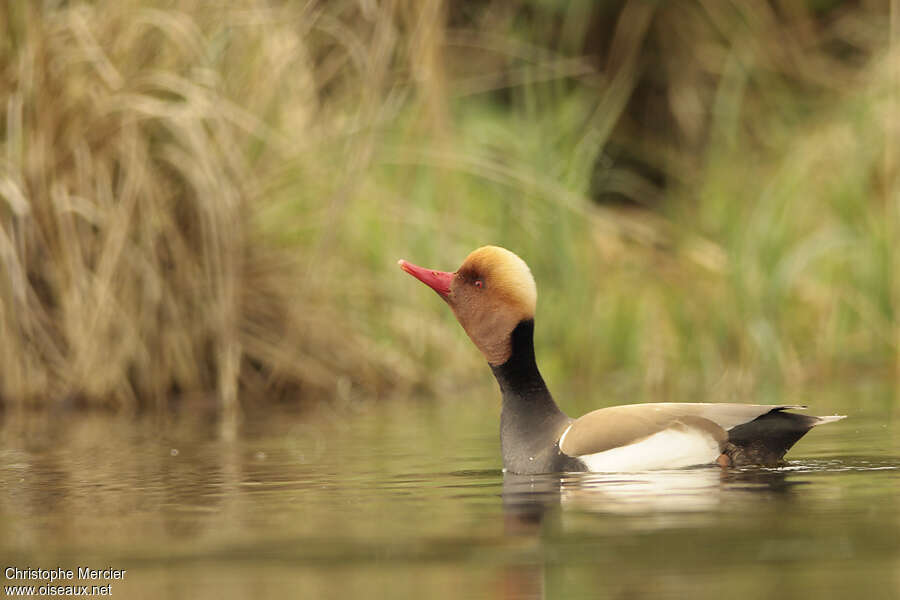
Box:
1;388;898;599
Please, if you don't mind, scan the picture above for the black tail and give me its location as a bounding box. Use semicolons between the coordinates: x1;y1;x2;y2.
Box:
725;409;844;466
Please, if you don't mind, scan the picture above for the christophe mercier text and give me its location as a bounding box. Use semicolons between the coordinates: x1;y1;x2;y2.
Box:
5;567;126;582
5;566;127;595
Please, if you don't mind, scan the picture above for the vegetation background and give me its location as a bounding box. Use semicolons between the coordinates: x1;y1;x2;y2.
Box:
2;0;899;416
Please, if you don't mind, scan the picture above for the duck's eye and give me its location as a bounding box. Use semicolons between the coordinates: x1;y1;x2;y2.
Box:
474;279;483;289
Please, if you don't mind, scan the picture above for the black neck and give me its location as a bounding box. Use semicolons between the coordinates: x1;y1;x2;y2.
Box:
490;320;571;473
491;320;557;404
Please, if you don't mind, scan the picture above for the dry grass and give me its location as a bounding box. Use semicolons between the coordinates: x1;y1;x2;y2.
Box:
0;1;443;412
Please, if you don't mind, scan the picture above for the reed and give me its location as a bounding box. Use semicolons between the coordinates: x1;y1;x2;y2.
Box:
1;1;897;413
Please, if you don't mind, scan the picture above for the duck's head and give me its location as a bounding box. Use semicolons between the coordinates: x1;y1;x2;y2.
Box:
399;246;537;365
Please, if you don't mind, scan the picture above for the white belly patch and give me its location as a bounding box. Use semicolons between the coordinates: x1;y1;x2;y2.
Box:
575;427;721;472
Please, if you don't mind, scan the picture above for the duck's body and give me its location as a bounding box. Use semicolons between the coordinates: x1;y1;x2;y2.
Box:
492;319;842;473
400;246;844;474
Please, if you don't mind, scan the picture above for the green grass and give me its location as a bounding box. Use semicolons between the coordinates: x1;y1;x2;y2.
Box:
1;1;899;413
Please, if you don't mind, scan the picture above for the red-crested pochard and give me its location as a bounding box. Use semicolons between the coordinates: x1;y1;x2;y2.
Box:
399;246;845;474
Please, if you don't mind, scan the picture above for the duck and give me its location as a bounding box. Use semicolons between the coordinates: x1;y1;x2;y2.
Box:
399;245;845;475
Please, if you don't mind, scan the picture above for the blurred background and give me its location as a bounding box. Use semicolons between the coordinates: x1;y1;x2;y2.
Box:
2;0;899;415
4;4;900;599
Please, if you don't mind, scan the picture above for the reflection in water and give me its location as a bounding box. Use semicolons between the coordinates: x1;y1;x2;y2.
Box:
560;469;726;514
501;473;562;534
497;466;834;600
502;466;802;527
498;475;559;600
0;403;897;600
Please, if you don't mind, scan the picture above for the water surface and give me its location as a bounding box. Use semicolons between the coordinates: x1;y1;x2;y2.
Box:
1;388;898;599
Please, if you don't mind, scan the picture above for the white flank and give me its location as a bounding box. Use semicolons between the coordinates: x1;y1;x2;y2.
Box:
577;428;721;472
